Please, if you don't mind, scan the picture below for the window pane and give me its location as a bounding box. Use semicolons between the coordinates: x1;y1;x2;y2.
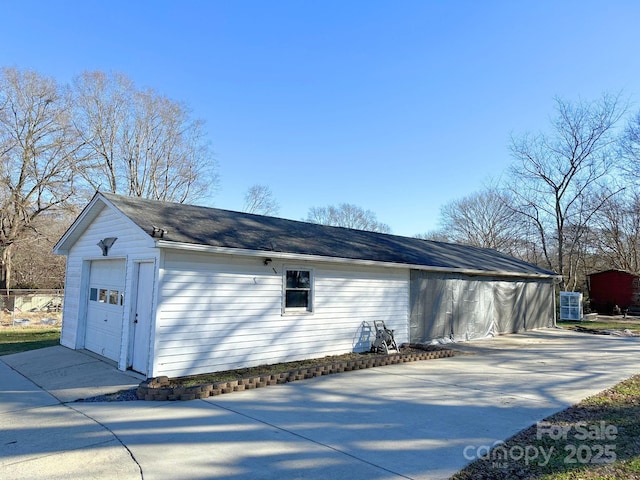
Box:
89;288;98;302
286;270;310;288
99;289;108;303
286;271;298;288
298;271;310;288
286;290;309;308
109;290;119;305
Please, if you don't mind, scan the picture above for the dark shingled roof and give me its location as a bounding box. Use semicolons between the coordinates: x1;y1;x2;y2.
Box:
101;192;557;277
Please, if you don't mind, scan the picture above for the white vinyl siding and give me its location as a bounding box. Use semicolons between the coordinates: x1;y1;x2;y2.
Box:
59;204;158;371
154;250;408;377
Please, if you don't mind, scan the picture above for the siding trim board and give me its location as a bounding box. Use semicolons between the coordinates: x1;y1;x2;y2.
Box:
54;192;558;379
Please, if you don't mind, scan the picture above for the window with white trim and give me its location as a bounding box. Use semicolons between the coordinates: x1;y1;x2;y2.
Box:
284;269;313;313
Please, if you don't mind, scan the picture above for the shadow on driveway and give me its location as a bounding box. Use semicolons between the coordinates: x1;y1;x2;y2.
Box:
2;330;640;480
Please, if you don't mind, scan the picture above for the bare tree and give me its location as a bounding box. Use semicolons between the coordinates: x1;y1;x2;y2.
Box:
507;93;626;290
413;231;450;242
72;71;132;195
437;187;525;255
0;67;80;289
11;211;73;288
242;184;280;215
591;190;640;274
619;109;640;179
72;71;218;203
306;203;391;233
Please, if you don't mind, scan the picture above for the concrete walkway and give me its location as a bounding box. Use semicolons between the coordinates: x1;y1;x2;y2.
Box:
0;348;141;479
2;346;141;403
1;330;640;480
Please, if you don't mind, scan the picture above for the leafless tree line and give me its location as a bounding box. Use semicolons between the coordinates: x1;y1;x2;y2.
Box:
73;71;216;202
0;67;218;288
428;93;640;292
305;203;391;233
0;66;389;289
243;185;391;233
4;65;640;293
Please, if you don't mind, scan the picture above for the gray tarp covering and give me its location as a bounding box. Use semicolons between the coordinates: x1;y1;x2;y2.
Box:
410;270;555;343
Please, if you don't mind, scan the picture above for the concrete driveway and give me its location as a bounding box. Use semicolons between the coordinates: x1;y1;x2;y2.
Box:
2;329;640;480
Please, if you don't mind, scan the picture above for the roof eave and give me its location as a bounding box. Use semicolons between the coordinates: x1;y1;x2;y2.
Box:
54;192;156;255
53;193;105;255
155;240;560;280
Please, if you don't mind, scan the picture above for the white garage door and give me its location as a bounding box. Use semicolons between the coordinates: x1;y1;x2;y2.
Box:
85;259;126;361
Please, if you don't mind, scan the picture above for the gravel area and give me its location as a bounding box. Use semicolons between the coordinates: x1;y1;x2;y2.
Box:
74;388;139;402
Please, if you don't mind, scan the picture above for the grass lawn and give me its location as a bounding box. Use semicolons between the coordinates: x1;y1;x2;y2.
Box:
0;328;61;356
557;318;640;333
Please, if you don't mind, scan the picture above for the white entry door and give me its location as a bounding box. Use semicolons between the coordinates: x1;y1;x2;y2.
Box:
130;262;155;374
85;259;126;361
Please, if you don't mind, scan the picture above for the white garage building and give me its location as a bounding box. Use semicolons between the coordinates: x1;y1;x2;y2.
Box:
54;193;559;378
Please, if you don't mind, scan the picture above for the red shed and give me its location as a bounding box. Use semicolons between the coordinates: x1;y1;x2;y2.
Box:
587;269;640;313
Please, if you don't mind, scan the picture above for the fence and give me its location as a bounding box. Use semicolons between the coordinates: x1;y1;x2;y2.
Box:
0;289;64;327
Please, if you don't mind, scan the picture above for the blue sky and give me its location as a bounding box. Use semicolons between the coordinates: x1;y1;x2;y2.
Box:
1;1;639;236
